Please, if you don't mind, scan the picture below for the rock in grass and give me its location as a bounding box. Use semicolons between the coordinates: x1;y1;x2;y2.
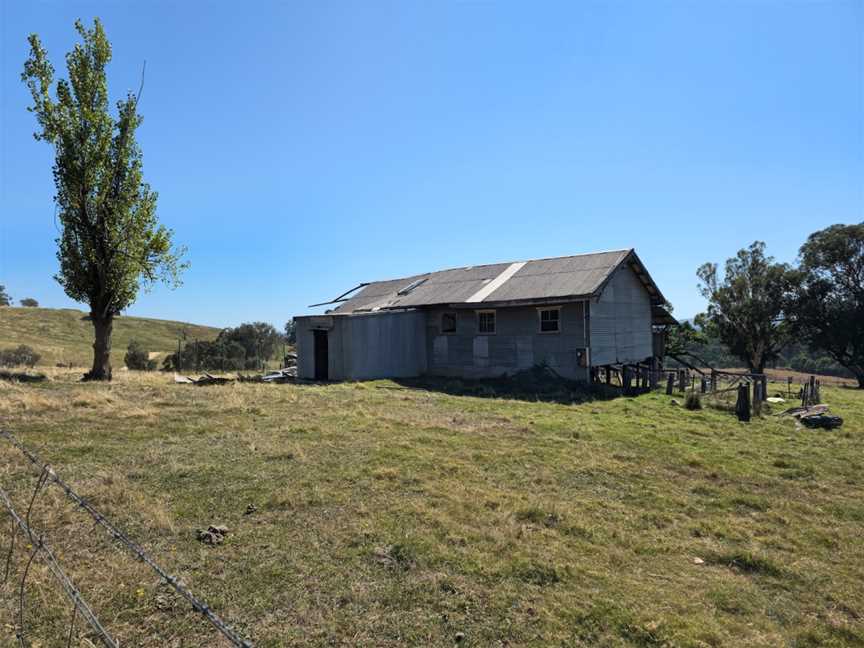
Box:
455;632;465;643
196;524;230;545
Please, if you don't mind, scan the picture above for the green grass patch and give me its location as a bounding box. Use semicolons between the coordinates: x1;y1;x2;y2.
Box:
0;375;861;646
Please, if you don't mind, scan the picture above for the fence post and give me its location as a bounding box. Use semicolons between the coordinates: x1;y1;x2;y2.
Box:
736;383;751;422
666;372;674;395
753;381;762;416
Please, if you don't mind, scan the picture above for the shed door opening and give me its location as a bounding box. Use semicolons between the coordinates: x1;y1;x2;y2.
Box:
313;329;329;381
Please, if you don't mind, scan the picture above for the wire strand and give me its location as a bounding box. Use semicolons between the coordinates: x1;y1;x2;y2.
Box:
0;429;253;647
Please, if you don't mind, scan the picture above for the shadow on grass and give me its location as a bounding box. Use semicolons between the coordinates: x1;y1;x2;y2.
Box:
390;365;639;406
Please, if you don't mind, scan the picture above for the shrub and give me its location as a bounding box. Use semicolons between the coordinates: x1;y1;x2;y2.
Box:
0;345;41;367
19;298;39;307
684;391;702;410
124;340;156;371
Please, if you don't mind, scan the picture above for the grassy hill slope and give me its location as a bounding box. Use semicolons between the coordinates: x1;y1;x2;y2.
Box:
0;306;220;367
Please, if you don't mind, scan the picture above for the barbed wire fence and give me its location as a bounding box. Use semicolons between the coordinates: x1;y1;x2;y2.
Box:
0;429;253;647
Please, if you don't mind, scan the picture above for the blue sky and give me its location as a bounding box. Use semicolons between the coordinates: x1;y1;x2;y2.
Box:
1;1;862;328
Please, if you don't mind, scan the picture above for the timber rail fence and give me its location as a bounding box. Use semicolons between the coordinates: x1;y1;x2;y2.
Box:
592;363;824;420
0;429;253;647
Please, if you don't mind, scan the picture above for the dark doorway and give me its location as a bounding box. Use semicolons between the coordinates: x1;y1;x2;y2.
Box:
313;329;329;381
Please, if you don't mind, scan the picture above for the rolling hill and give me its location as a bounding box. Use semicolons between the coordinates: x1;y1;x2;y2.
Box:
0;306;220;368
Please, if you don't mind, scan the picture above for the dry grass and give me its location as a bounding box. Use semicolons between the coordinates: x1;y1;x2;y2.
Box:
0;306;219;367
0;371;862;647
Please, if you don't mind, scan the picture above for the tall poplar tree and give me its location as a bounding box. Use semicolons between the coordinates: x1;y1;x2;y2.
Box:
22;19;185;380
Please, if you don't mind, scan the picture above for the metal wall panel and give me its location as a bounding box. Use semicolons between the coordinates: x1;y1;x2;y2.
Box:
424;302;588;380
589;264;653;366
295;311;426;380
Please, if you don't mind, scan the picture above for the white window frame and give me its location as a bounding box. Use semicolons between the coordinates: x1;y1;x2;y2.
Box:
440;311;458;334
537;306;561;334
476;309;496;335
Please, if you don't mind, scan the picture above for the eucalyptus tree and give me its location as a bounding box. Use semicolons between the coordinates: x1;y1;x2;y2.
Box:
789;223;864;388
697;242;794;374
22;19;185;380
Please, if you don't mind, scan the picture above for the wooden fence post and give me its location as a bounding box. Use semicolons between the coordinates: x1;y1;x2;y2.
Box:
666;372;674;395
753;381;762;416
736;383;751;422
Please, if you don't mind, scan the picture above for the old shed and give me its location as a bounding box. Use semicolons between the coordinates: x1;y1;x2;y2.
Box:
295;249;673;382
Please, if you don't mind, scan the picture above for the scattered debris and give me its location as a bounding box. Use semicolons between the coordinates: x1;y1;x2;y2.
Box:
244;504;257;515
692;557;705;565
766;396;785;404
174;372;234;386
197;525;230;545
779;404;844;430
237;367;298;383
195;372;234;386
455;632;466;643
0;370;47;383
779;404;829;418
262;367;298;382
800;414;844;430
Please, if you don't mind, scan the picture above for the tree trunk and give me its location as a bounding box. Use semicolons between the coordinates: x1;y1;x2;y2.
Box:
84;313;114;381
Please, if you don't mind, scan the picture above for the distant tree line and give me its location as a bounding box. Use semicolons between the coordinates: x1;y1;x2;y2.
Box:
679;223;864;388
161;322;286;372
0;286;39;307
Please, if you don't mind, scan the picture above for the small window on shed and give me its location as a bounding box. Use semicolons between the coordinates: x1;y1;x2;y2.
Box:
539;308;560;333
477;310;496;334
441;312;457;334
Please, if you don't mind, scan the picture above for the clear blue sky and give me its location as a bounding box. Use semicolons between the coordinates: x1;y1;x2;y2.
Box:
1;1;862;328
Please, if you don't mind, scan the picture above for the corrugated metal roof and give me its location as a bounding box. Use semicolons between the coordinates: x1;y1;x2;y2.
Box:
326;249;664;313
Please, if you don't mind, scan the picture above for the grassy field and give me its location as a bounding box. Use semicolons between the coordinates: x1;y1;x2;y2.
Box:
0;371;862;647
0;306;220;367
